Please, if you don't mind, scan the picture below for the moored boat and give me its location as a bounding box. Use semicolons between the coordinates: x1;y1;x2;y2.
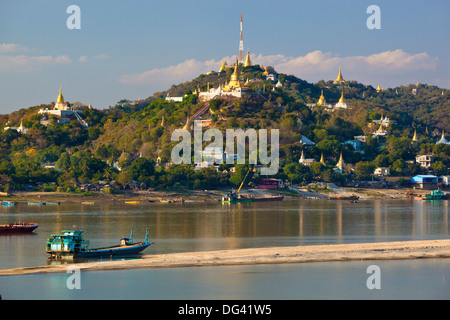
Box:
253;196;284;202
1;201;17;206
0;222;39;234
422;190;447;200
329;195;359;201
28;202;46;205
222;192;254;203
46;228;152;259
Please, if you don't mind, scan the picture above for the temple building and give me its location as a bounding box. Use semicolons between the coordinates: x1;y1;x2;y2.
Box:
298;150;316;167
334;91;349;109
39;86;83;117
436;130;449;145
373;123;389;136
333;67;345;84
4;119;28;134
334;152;345;173
199;59;248;102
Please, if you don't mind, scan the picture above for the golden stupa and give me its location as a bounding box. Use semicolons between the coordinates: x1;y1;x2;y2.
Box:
317;90;326;105
334;67;344;83
243;50;252;67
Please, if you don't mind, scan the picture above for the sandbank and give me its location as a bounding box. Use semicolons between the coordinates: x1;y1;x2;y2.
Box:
1;239;449;276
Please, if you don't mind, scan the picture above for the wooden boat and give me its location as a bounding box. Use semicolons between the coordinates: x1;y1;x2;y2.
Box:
0;222;39;234
329;195;359;201
81;201;94;205
253;196;284;202
125;201;140;204
46;228;152;259
28;202;46;205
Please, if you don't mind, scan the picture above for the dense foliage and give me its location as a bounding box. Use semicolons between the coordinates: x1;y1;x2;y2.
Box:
0;66;448;193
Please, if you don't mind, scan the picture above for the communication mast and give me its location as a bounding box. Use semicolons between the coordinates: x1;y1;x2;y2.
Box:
239;14;244;62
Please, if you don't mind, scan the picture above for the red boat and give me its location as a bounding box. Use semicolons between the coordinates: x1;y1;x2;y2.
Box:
0;222;39;234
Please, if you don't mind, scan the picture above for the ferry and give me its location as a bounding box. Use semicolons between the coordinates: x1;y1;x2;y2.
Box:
46;228;152;259
0;222;39;234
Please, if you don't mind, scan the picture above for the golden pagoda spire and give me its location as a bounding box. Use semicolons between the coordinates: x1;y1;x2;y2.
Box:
57;86;64;104
317;90;326;105
244;49;252;67
338;90;345;103
219;60;227;72
376;85;381;92
335;151;344;171
412;129;419;142
334;67;344;83
320;152;325;165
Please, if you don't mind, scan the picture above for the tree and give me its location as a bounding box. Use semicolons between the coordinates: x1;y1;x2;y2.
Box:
283;162;313;184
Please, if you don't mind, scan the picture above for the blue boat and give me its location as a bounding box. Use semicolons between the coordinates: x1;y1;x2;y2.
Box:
28;202;46;205
46;228;152;259
2;201;17;206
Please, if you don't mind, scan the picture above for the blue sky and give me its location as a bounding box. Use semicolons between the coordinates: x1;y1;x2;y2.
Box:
1;0;449;113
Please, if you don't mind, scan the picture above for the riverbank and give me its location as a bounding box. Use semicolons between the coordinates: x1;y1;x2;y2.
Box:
0;185;435;204
1;239;449;276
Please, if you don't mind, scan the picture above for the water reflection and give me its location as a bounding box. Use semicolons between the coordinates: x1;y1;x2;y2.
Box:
0;199;449;269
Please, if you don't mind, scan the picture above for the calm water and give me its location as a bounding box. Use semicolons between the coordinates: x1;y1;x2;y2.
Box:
0;199;449;299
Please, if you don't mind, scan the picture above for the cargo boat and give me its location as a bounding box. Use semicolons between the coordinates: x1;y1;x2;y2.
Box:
46;228;152;259
0;222;39;234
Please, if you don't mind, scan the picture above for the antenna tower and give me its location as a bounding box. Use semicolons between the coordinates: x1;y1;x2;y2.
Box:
239;14;244;62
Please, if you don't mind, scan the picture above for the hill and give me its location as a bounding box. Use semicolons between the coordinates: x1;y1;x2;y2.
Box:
0;64;448;193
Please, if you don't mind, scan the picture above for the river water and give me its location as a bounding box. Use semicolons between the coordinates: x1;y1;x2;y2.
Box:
0;199;449;300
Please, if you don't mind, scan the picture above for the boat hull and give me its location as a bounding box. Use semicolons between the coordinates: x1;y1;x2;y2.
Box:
47;242;151;259
0;223;39;234
253;196;284;202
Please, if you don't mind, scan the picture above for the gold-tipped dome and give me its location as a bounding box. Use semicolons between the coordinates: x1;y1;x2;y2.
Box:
57;87;64;104
244;50;252;67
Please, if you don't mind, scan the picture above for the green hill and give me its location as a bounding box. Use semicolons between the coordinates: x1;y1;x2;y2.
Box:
0;64;448;192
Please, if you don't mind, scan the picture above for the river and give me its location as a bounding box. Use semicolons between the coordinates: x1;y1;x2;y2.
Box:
0;199;449;300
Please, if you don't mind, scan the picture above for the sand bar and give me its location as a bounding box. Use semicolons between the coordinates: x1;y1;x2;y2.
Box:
1;239;450;276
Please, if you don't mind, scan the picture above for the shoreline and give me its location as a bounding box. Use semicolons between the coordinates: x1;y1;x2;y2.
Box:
0;186;438;204
1;239;449;276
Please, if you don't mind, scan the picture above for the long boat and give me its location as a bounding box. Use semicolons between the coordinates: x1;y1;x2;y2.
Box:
46;228;152;259
329;195;359;201
253;195;284;202
28;202;46;205
0;222;39;234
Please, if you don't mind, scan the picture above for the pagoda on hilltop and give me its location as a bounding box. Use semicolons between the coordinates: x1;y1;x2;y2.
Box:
333;67;345;84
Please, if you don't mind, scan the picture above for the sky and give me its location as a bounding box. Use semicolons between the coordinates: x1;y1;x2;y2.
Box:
1;0;449;114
